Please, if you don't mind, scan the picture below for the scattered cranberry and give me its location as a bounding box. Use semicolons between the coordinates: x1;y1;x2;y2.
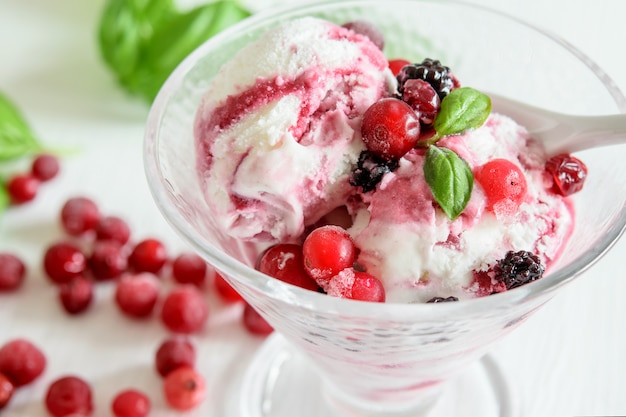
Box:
0;339;46;387
45;375;93;417
31;154;60;181
361;98;420;160
111;389;151;417
258;244;319;291
213;272;244;303
171;253;207;287
0;252;26;291
60;197;101;236
163;366;205;411
160;286;208;334
401;78;441;125
59;276;93;315
242;303;274;336
89;240;128;280
0;372;15;410
114;273;160;318
302;225;356;287
342;20;384;50
155;337;196;377
326;269;386;302
43;241;87;285
545;153;588;196
388;59;410;76
128;238;167;274
95;216;131;245
474;158;528;216
6;173;39;204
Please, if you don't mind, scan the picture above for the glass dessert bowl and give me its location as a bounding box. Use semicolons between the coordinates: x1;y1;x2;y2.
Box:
144;1;626;416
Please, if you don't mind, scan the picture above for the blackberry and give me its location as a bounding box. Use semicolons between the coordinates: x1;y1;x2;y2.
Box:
426;296;459;303
396;58;457;100
494;250;545;290
350;150;399;193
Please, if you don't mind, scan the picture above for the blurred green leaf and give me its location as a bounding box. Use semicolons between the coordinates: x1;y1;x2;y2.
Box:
0;182;8;214
0;91;42;161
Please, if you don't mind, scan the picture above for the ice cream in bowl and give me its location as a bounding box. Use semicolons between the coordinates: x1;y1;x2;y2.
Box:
144;1;626;415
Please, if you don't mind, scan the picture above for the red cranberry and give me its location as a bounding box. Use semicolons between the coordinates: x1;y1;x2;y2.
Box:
545;153;588;196
213;272;244;303
59;276;93;315
326;269;386;302
114;273;160;318
388;59;411;76
163;366;205;411
242;303;274;336
258;244;319;291
155;337;196;377
302;225;356;287
401;78;441;125
89;240;128;281
171;253;207;287
111;389;151;417
43;241;87;285
60;197;101;236
0;252;26;291
0;372;15;410
95;216;131;245
160;286;208;334
45;375;93;417
6;174;39;204
128;238;167;274
0;339;46;387
31;154;60;181
474;158;528;216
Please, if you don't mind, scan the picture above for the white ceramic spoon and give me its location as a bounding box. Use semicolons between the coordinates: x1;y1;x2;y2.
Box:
489;94;626;155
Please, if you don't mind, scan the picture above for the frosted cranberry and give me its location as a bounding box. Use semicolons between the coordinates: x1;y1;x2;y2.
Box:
160;286;208;334
242;303;274;336
213;272;244;303
342;20;384;50
59;276;93;315
361;98;420;160
43;242;87;284
60;197;100;236
111;389;150;417
155;337;196;377
171;253;207;287
89;240;128;281
474;159;528;216
0;372;15;410
302;225;356;287
128;238;167;274
258;244;319;291
163;366;205;411
401;78;441;125
45;376;93;417
0;252;26;291
115;273;160;318
0;339;46;387
388;59;411;76
545;153;588;196
95;216;131;245
7;174;39;204
31;154;60;181
327;269;386;302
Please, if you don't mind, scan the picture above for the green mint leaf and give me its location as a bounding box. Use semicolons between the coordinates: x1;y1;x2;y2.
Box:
0;182;8;215
0;91;42;161
423;146;473;220
433;87;491;138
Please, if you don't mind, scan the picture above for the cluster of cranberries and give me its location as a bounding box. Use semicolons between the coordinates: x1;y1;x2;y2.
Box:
5;153;60;205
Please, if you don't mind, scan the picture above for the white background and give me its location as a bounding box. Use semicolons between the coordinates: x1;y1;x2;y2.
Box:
1;0;625;416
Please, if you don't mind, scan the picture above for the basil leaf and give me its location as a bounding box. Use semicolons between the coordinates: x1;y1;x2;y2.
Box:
423;146;473;220
0;92;41;161
433;87;491;138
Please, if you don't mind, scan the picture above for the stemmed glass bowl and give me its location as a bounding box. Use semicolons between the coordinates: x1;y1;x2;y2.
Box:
144;1;626;416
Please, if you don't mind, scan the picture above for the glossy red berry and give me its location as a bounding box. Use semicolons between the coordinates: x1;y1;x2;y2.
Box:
163;366;205;411
258;244;320;291
59;276;93;315
545;153;588;196
0;339;46;387
401;78;441;125
171;253;207;287
60;197;101;236
45;375;93;417
361;98;420;160
31;154;60;181
111;389;151;417
242;303;274;336
327;269;386;302
0;252;26;291
155;337;196;377
115;273;160;318
388;59;411;76
474;158;528;216
128;238;167;274
160;286;208;334
0;373;14;410
43;242;87;285
95;216;131;245
89;240;128;281
302;225;356;287
7;174;39;204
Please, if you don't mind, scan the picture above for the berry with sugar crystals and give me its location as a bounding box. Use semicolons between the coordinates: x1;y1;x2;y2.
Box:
128;238;167;274
388;59;411;76
474;158;528;216
60;197;100;236
6;174;39;204
426;296;459;303
59;276;93;315
172;253;207;287
45;375;93;417
350;150;399;192
213;272;244;303
302;225;356;288
31;154;60;181
111;389;150;417
160;285;208;334
361;98;420;160
0;339;46;387
89;240;128;280
258;244;320;291
115;273;160;318
0;252;26;291
163;366;206;411
342;20;384;50
155;337;196;377
242;303;274;336
43;241;87;284
326;269;386;302
545;153;588;196
494;250;545;290
401;78;441;125
95;216;131;245
0;372;14;410
396;58;459;99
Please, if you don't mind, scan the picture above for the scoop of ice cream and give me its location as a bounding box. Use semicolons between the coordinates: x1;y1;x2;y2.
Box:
194;17;393;242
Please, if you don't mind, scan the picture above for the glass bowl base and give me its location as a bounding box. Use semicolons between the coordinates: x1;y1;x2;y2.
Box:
239;334;517;417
